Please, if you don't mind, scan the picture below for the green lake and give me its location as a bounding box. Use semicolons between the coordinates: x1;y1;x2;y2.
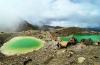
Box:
0;36;44;56
60;34;100;43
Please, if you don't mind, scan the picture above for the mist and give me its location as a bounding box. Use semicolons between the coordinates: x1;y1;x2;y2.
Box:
0;0;100;32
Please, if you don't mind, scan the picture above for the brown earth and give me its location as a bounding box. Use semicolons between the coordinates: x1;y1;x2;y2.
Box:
0;29;100;65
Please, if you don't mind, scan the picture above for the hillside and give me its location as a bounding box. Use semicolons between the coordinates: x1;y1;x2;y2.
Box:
17;21;40;32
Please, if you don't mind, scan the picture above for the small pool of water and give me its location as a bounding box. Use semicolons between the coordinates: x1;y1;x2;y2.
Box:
0;36;44;56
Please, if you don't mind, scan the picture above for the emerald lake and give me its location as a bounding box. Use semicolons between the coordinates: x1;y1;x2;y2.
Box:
0;36;44;56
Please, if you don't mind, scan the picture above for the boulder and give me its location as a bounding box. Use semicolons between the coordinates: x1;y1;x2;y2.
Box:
78;57;85;63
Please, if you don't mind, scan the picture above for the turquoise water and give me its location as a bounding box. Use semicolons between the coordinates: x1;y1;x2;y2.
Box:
0;36;44;56
60;34;100;43
60;34;74;41
73;34;100;42
9;38;41;49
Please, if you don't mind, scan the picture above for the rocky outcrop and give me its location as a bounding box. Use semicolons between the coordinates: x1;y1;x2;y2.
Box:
18;21;39;32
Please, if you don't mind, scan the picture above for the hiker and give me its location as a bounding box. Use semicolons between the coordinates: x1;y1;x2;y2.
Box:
56;37;77;48
56;37;67;48
67;37;77;47
57;41;68;48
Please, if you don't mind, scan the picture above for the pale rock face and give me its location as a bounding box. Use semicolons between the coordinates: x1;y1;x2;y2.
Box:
78;57;85;63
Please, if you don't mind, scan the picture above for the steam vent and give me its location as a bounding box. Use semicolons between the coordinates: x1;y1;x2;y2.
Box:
0;36;44;56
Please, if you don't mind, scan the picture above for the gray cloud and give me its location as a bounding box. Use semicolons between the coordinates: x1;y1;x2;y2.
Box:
0;0;100;32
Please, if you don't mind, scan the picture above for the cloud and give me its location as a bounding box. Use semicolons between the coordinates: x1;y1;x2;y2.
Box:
0;0;100;32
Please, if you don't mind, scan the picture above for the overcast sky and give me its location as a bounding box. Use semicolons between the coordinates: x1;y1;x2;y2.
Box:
0;0;100;30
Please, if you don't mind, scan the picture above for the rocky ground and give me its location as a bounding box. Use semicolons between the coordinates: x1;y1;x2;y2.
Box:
0;30;100;65
0;42;100;65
